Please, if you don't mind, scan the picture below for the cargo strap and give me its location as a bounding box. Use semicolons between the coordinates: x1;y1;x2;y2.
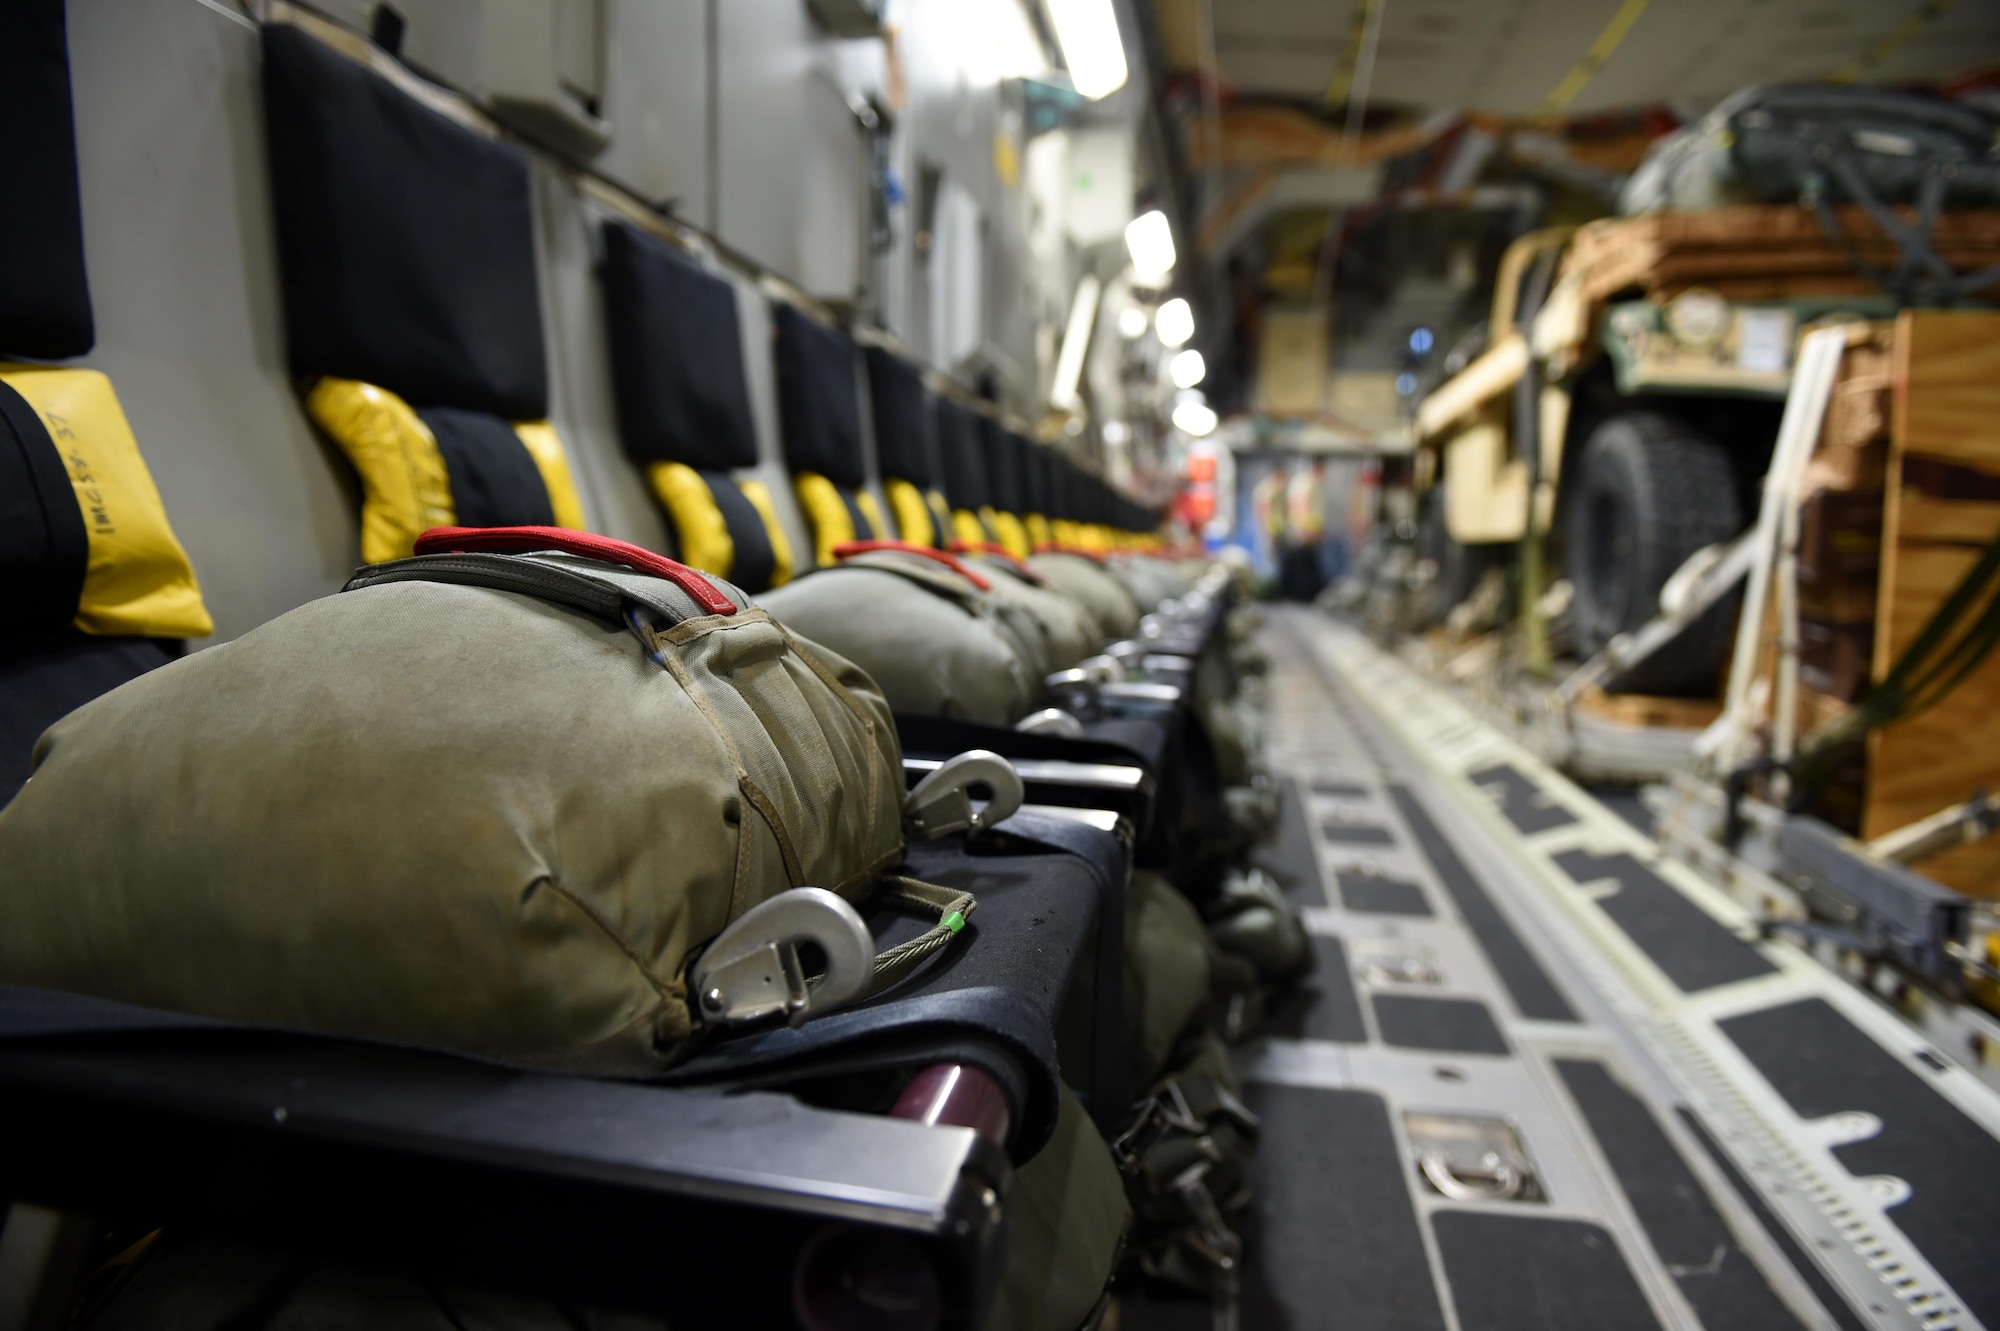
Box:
1808;157;2000;302
1112;1069;1261;1321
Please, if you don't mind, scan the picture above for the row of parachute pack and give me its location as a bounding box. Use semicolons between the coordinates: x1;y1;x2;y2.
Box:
0;4;1313;1329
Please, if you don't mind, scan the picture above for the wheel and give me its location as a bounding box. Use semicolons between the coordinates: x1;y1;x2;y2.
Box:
1566;411;1744;696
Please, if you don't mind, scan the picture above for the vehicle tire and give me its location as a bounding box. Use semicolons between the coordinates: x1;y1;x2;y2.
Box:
1567;411;1743;696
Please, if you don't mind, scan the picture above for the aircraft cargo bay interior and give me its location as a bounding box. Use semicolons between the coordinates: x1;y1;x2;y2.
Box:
2;1;1999;1328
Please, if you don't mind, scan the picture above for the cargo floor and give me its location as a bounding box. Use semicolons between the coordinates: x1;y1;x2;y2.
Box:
1121;608;2000;1331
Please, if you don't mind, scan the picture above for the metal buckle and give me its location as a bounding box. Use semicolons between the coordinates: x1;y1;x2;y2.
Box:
689;887;874;1028
902;749;1025;840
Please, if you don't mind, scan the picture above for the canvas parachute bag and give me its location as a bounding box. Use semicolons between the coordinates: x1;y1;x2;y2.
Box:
757;541;1038;725
965;550;1103;675
0;527;968;1073
1031;550;1145;641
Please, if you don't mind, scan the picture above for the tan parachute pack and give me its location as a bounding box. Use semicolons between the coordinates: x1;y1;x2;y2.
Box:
0;528;905;1072
756;542;1041;725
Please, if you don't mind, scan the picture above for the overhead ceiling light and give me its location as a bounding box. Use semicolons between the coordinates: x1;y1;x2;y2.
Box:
950;0;1048;85
1117;305;1149;339
1102;419;1132;445
1125;210;1176;285
1172;399;1218;437
1046;0;1129;100
1170;348;1206;388
1154;296;1194;348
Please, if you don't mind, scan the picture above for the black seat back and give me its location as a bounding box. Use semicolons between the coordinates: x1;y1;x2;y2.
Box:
772;303;884;565
264;25;547;419
1;0;93;360
261;23;589;555
599;220;793;592
1;0;179;804
935;397;993;549
864;345;953;548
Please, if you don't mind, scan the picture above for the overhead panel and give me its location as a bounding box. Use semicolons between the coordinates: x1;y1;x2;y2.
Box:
1210;0;1356;100
1154;0;1999;117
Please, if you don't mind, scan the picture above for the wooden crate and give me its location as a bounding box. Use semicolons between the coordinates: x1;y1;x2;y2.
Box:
1862;311;2000;897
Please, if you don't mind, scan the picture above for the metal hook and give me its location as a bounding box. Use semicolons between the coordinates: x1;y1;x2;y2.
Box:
1015;707;1086;738
1078;654;1128;685
1104;640;1148;672
689;887;874;1028
1044;667;1101;716
903;749;1025;840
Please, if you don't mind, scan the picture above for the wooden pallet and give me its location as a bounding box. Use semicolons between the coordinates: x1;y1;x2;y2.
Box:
1564;207;2000;305
1575;685;1722;731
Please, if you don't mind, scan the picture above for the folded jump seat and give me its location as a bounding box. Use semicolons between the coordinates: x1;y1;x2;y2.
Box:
0;0;210;807
601;218;795;593
0;17;1141;1331
971;415;1036;561
262;21;588;566
772;300;890;568
935;394;1006;551
866;341;957;549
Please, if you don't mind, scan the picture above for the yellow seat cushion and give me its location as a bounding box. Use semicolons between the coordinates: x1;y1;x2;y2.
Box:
885;477;936;547
1;365;212;638
985;508;1033;561
794;471;883;568
647;461;793;592
305;378;588;565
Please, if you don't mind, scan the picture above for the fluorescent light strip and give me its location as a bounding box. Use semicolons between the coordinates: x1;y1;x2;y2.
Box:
1047;0;1129;99
1125;210;1176;284
1051;275;1102;409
